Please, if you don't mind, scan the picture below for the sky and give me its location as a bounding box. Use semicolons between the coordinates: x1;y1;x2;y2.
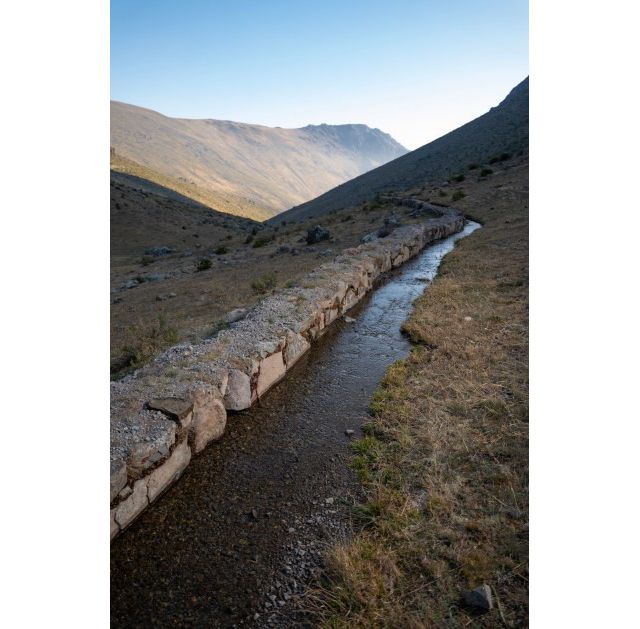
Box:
111;0;528;150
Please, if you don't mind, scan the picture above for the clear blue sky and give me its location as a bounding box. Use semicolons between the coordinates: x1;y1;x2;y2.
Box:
111;0;528;149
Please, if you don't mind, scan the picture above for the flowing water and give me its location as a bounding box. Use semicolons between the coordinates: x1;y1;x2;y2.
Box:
111;221;481;628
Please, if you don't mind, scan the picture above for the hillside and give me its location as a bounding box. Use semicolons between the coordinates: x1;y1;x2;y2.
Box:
272;77;529;223
111;101;407;220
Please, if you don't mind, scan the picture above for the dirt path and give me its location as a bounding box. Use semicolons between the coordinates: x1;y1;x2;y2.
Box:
110;222;480;628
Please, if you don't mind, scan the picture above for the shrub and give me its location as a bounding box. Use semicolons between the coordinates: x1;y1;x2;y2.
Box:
215;245;229;255
252;234;273;248
438;189;447;197
111;315;179;379
245;233;254;244
140;256;154;266
251;273;277;294
480;168;494;177
489;152;512;164
467;163;479;170
451;173;465;183
196;258;213;271
452;190;466;202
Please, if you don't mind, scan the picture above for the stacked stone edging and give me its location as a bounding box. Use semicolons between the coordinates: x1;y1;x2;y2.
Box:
110;201;464;540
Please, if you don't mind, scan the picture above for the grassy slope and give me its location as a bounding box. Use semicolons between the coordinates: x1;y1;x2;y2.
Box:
111;152;274;221
308;159;528;627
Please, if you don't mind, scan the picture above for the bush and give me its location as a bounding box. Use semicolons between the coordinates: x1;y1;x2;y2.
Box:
140;256;155;266
251;273;277;294
452;190;466;202
451;174;465;183
438;189;447;197
489;152;512;164
252;234;273;248
196;258;213;271
467;163;479;170
480;168;494;177
111;315;179;379
215;245;229;255
245;233;254;244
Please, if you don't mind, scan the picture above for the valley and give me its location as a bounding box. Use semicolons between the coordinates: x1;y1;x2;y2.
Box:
111;101;407;220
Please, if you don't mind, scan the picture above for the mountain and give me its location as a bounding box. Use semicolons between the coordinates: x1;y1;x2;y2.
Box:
271;77;529;224
111;101;407;221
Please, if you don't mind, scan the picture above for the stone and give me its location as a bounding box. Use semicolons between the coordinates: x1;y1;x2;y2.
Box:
257;352;286;397
110;509;119;541
147;439;191;502
324;307;339;326
114;477;148;530
224;369;253;411
118;485;133;500
110;458;127;502
306;225;330;244
345;429;355;436
462;584;493;613
361;232;378;244
283;332;310;369
127;422;176;475
191;388;227;453
155;292;177;302
343;316;356;323
377;224;395;238
341;288;359;313
144;246;173;257
225;308;247;324
148;397;194;422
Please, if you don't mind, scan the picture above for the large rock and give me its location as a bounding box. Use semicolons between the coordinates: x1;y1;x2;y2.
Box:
283;331;310;368
224;369;253;411
462;584;493;613
147;439;191;501
257;351;286;397
110;458;127;502
191;387;227;452
114;477;148;530
148;397;193;428
127;421;176;476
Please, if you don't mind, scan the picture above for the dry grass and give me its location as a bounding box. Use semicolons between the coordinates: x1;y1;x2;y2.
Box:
110;175;435;378
306;158;528;627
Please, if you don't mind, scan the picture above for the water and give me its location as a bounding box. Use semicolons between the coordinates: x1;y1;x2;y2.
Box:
111;220;481;628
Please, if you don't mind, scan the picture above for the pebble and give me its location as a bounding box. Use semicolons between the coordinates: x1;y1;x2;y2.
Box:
345;429;355;437
344;316;356;323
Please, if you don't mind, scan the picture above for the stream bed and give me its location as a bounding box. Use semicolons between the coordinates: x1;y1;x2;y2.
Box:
111;220;481;628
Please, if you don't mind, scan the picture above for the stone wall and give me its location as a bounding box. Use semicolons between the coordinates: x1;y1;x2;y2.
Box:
110;201;464;540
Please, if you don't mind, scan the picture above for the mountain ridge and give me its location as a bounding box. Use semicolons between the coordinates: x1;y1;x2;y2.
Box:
271;77;529;224
111;101;407;220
